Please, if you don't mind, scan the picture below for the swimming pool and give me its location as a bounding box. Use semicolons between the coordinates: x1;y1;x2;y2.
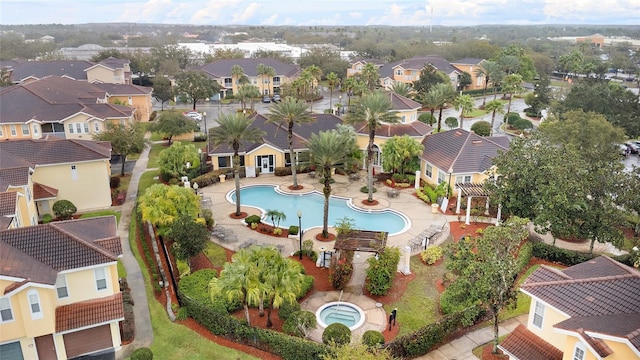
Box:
227;185;409;235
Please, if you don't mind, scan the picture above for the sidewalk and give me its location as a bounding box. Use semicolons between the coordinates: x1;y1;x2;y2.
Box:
116;134;154;359
415;315;529;360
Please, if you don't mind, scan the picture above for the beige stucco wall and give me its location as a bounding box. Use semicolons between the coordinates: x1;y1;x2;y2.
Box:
31;161;111;212
562;334;639;360
393;109;418;123
57;264;119;306
87;66;125;84
419;159;489;187
0;124;33;140
108;94;153;122
526;299;568;351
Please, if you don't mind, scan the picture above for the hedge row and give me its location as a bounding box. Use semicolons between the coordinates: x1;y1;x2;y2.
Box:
530;239;633;267
191;168;249;188
385;305;485;358
178;270;329;360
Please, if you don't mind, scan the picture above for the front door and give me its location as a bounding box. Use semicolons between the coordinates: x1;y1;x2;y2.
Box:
258;155;274;173
35;334;57;360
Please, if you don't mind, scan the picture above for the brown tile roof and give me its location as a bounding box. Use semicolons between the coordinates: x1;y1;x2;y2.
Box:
95;57;129;71
373;121;433;138
379;56;460;78
523;265;571;283
0;166;30;191
8;60;94;82
194;58;301;78
56;293;124;332
451;58;485;65
420;128;510;174
0;217;121;287
33;182;58;200
388;92;421;111
555;313;640;353
499;324;563;360
93;83;152;96
0;138;111;168
0;192;18;216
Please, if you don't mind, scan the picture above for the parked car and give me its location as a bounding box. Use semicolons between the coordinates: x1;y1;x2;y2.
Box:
262;95;271;103
625;142;639;154
619;144;629;156
183;111;202;121
272;94;281;102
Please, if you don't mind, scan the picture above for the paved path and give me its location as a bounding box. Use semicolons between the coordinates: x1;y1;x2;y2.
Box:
116;134;154;359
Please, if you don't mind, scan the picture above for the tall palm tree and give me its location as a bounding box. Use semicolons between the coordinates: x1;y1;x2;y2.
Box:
325;72;340;110
231;64;247;95
262;256;304;327
345;90;399;202
266;97;314;189
502;74;524;116
210;113;266;216
453;94;475;129
431;83;457;132
474;60;501;107
257;63;276;96
485;99;505;136
307;130;352;238
209;256;260;325
360;62;380;92
389;82;412;97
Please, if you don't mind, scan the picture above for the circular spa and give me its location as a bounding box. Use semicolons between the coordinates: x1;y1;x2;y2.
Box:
316;301;366;330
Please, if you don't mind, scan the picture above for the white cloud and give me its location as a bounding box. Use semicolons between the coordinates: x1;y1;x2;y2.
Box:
542;0;640;22
261;13;278;25
349;11;362;19
231;2;261;23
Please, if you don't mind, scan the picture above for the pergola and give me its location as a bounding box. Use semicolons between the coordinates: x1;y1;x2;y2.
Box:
334;230;388;254
454;182;501;225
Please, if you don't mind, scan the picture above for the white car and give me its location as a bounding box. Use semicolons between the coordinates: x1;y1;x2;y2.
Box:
183;111;202;121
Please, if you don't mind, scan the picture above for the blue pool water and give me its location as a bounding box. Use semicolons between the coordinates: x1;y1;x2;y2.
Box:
228;185;409;235
317;303;364;330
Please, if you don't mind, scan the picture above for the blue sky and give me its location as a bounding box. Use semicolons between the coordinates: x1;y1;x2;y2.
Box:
1;0;638;26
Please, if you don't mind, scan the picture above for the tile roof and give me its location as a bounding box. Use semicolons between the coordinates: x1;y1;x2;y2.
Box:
351;121;432;139
33;182;58;200
0;166;30;191
379;56;460;79
555;313;640;353
93;83;152;96
56;293;124;332
194;58;301;78
95;57;128;70
0;192;18;219
8;60;94;82
0;138;111;168
420;129;510;174
451;58;485;65
389;92;421;111
499;324;563;360
0;216;121;287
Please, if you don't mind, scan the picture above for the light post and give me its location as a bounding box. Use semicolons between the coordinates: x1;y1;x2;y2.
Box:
192;182;199;195
202;111;207;137
339;95;342;114
297;210;303;260
447;167;453;198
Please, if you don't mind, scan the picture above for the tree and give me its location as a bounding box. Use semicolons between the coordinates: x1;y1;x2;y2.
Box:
412;66;450;101
321;342;399;360
458;72;472;90
308;130;354;238
138;184;200;236
359;62;379;92
501;74;524;115
52;200;77;220
151;76;173;111
325;72;341;110
149;110;199;145
446;217;529;354
256;63;276;96
93;123;146;176
210;113;266;216
453;94;475;129
345;91;399;202
231;64;249;92
158;142;201;179
389;82;412;97
169;215;209;271
266;209;286;229
484;100;504;136
174;70;220;111
381;135;424;176
236;84;260;111
431;83;457;132
444;116;458;129
266;97;314;189
470;121;491;136
474;60;503;107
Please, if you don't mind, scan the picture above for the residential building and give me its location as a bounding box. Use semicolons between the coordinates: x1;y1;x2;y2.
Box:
0;216;125;359
450;58;487;91
346;59;385;78
3;57;132;85
0;138;113;220
192;58;301;98
499;255;640;360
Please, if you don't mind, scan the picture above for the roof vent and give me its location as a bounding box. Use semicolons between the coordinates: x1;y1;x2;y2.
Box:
455;131;463;135
472;140;483;144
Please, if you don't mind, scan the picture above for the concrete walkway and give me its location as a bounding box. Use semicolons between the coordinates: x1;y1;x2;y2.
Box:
116;135;154;359
414;315;529;360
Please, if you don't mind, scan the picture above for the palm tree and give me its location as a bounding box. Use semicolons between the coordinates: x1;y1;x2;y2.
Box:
453;94;475;129
209;255;260;325
502;74;524;115
265;209;286;229
389;82;412;97
210;113;266;216
266;97;314;189
307;130;352;238
485;99;505;136
231;65;247;95
474;60;502;107
345;90;399;202
257;63;276;96
360;62;380;92
432;83;457;132
236;84;259;111
262;257;304;327
325;72;340;110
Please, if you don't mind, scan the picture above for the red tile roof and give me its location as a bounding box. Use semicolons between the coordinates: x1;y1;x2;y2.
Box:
388;92;421;111
0;167;30;190
33;182;58;200
499;324;562;360
56;293;124;332
0;138;111;168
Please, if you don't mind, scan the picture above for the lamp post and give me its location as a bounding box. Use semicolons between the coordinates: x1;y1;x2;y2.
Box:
297;210;303;260
192;182;199;195
447;167;453;198
339;95;342;114
202;111;207;137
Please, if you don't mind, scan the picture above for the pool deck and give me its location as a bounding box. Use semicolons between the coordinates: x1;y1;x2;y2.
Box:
200;171;451;257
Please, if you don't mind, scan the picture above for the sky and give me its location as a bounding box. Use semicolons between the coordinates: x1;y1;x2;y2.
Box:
1;0;639;27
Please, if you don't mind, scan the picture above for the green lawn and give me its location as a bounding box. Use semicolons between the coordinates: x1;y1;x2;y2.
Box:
467;108;489;118
203;242;228;268
117;259;127;278
127;212;257;359
147;143;168;168
385;251;448;336
149;132;165;142
138;169;161;194
79;210;121;224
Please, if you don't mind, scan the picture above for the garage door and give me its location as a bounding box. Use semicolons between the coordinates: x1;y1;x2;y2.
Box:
63;324;112;358
0;341;24;360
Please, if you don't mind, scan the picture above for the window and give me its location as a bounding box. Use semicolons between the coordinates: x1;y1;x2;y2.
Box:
68;124;75;134
95;268;107;291
533;300;545;328
425;163;433;178
56;275;69;299
396;69;403;76
217;156;230;168
10;125;17;136
94;122;100;132
32;124;38;135
21;124;29;135
75;123;82;134
437;170;446;184
27;290;42;319
572;343;586;360
0;297;14;322
83;123;89;133
455;175;472;184
0;126;3;136
71;165;78;180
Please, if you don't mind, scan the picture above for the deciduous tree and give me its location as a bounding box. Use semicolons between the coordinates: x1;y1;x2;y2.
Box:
93;123;146;176
138;184;200;236
381;135;424;176
149;110;199;145
174;70;220;111
169;215;209;271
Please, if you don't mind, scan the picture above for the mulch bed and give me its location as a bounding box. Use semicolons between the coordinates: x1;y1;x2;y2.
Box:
361;199;379;206
316;233;336;241
288;185;304;190
448;221;492;241
229;212;248;219
481;344;509;359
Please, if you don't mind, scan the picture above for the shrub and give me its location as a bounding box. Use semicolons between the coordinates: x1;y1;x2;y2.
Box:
322;323;351;345
110;176;121;189
42;214;53;224
330;254;353;290
283;310;317;337
149;111;157;121
505;112;521;126
52;200;77;220
275;167;293;176
512;118;533;131
420;246;443;265
444;116;458;129
245;215;261;226
360;186;377;193
278;300;301;321
365;247;401;296
298;275;314;298
288;225;299;235
530;240;593;266
193;133;207;142
362;330;385;348
273;228;283;235
418;113;436;125
470;121;491;136
131;347;153;360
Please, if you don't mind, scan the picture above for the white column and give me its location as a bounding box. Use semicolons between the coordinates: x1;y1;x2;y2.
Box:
496;204;502;225
456;188;462;214
465;196;472;225
485;197;490;215
402;246;412;275
414;170;421;189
